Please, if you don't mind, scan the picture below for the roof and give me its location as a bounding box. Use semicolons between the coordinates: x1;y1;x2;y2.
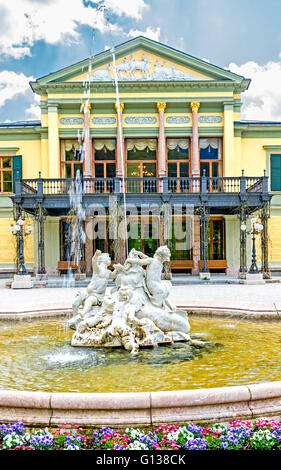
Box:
0;120;41;128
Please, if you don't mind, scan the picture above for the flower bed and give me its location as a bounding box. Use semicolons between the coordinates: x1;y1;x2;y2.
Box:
1;418;281;450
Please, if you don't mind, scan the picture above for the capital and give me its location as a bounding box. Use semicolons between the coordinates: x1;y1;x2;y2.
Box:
115;102;124;113
157;102;166;113
81;102;91;113
190;101;200;112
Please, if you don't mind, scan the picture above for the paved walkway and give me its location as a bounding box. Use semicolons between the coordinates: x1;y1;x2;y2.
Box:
1;278;281;318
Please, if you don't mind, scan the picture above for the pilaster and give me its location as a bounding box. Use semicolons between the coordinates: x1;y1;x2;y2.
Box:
157;102;167;178
115;102;125;178
47;104;60;178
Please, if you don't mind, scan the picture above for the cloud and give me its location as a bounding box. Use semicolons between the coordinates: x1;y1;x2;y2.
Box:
0;70;41;121
127;26;161;42
0;0;149;59
229;57;281;121
104;0;149;20
25;94;41;120
0;71;35;107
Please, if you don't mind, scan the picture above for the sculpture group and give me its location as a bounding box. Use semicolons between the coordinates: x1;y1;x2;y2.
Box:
90;55;204;82
67;246;191;355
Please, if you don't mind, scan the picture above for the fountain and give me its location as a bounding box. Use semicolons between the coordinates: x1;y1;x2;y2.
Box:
67;246;191;355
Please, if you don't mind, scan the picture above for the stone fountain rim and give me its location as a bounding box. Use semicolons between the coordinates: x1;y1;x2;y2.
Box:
0;380;281;427
1;305;281;425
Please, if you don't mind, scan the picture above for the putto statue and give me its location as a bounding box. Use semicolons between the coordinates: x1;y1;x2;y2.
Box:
67;246;191;354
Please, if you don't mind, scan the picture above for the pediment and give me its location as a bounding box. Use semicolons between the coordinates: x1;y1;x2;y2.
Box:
33;36;250;91
68;49;213;83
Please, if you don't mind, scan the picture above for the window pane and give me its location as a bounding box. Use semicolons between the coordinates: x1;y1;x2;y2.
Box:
3;158;12;168
143;163;156;177
212;162;219;177
168;163;177;177
74;164;83;178
180;162;189;177
63;164;72;178
127;163;141;177
3;171;12;181
127;148;156;161
168;147;189;160
95;163;104;178
106;163;115;178
95;147;115;161
211;220;224;260
3;181;13;192
200;162;209;177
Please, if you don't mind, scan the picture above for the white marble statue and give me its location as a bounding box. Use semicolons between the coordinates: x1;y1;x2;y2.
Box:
67;246;191;353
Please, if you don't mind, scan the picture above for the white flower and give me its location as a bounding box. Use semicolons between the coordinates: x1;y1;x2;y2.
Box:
127;441;148;450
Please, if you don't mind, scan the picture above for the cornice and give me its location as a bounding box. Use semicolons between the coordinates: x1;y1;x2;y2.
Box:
31;79;240;96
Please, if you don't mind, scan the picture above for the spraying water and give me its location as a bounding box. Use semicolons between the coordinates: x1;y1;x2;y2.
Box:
111;48;129;258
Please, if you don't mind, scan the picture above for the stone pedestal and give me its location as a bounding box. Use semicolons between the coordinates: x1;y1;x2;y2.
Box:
245;273;266;285
35;273;48;281
12;274;34;289
75;273;86;281
199;272;211;280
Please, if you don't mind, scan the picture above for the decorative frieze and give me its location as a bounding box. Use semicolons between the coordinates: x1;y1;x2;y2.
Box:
59;117;84;126
198;115;223;124
92;116;117;125
166;115;190;124
124;116;157;125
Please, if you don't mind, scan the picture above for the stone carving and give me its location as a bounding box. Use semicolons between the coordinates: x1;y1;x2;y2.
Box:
198;115;223;124
67;246;191;354
166;115;191;124
59;117;84;126
124;116;157;125
92;116;117;125
86;55;208;82
90;64;112;81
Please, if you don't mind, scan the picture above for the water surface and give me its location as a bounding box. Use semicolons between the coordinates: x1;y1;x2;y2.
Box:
1;317;281;392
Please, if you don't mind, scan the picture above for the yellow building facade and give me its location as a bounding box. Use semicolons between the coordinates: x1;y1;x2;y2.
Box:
0;37;280;277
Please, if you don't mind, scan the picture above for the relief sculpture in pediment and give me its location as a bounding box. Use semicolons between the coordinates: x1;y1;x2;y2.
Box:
89;54;207;82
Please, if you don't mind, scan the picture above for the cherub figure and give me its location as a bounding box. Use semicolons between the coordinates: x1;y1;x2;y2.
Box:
125;245;174;310
107;286;140;355
72;250;112;319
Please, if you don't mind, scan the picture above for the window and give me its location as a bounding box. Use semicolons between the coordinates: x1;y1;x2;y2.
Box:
208;218;225;260
271;154;281;191
167;138;189;192
94;139;116;178
0;157;12;193
61;140;83;178
200;138;222;178
126;139;157;192
93;139;116;193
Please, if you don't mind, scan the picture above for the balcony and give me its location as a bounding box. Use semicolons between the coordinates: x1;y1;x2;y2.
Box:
13;175;271;216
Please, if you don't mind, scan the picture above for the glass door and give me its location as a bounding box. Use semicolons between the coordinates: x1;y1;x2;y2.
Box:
208;218;225;260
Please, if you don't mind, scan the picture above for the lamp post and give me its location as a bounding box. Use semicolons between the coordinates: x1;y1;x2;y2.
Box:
240;217;263;274
10;218;33;275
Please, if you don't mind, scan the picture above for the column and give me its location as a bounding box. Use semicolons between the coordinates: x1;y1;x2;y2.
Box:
190;101;200;179
82;102;92;178
115;102;125;178
157;102;167;177
190;102;201;274
223;102;234;176
47;104;60;178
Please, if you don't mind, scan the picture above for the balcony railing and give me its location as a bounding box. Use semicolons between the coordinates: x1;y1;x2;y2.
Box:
15;175;268;197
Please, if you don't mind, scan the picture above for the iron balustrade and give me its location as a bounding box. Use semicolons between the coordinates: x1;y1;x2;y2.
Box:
15;175;267;196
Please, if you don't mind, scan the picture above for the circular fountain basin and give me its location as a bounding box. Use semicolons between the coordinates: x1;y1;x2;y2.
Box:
1;315;281;426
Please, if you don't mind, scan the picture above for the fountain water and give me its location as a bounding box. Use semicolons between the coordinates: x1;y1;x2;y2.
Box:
62;170;86;287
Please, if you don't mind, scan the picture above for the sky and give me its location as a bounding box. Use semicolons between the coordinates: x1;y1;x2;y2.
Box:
1;0;281;123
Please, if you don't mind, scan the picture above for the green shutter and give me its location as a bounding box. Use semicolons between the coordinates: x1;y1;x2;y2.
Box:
12;155;22;192
271;154;281;191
